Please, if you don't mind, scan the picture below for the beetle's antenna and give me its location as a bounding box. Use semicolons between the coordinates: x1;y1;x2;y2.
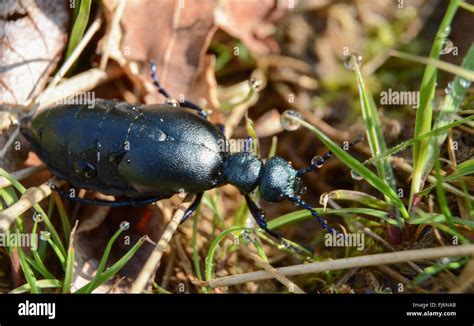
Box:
297;138;364;176
149;61;208;119
287;195;339;234
150;61;171;98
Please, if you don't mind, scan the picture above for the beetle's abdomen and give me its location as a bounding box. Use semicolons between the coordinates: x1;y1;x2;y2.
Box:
23;100;227;197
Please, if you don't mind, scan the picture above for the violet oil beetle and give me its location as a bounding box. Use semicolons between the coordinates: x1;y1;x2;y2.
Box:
20;62;361;240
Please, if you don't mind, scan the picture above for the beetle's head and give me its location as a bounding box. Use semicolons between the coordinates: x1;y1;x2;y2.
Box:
259;156;303;202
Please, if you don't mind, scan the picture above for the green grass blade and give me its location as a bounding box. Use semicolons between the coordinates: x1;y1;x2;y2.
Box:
267;207;401;230
15;242;40;293
410;0;460;206
292;116;409;220
63;221;78;293
322;190;391;210
205;227;247;282
364;115;474;166
352;57;397;196
53;192;72;243
30;221;55;279
424;44;474;171
10;279;62;294
433;145;455;231
75;236;147;293
65;0;92;60
417;159;474;196
83;225;125;293
389;49;474;81
412;259;465;286
0;168;66;257
409;213;474;228
459;1;474;12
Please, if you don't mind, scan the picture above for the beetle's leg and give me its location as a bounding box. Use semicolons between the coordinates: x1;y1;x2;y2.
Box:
297;138;364;176
50;184;161;207
149;61;208;119
288;194;339;234
179;192;203;224
244;195;281;239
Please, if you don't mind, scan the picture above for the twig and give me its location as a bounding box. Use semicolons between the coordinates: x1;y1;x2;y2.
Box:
376;265;426;293
239;243;305;293
37;16;102;107
206;245;474;288
99;0;126;70
130;194;194;293
0;179;62;232
173;234;203;289
38;66;124;109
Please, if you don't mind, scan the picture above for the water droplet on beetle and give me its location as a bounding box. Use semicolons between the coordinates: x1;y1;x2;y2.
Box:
158;131;167;141
40;231;51;241
32;211;44;223
440;38;454;55
160;118;164;122
459;78;471;89
350;170;363;181
249;78;263;91
166;98;180;108
126;158;131;164
343;53;362;71
178;188;186;198
120;221;130;231
311;156;324;168
280;110;302;131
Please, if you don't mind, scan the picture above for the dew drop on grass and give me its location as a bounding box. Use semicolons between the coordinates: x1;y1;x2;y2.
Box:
444;81;453;94
440;26;451;38
343;53;362;71
32;211;44;223
40;231;51;241
311;156;324;168
280;110;302;131
459;78;471;89
120;221;130;231
350;170;363;181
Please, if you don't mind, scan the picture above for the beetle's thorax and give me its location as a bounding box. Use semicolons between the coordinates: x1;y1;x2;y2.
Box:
223;153;301;202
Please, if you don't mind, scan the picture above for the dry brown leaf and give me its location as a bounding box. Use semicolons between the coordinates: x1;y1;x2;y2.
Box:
0;0;69;105
121;0;217;99
186;54;220;112
215;0;285;54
